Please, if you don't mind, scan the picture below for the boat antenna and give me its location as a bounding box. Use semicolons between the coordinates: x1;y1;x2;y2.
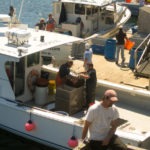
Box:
18;0;24;22
11;0;12;5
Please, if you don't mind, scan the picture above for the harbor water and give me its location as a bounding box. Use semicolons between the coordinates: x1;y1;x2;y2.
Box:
0;0;53;28
0;128;57;150
0;0;138;149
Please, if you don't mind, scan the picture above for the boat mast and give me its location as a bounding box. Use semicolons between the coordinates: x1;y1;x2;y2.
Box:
18;0;24;22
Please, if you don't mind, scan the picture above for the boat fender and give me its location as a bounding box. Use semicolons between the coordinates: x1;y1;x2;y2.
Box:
27;69;39;93
25;120;36;131
68;136;78;148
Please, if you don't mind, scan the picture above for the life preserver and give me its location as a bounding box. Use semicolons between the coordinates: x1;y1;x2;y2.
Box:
27;70;39;93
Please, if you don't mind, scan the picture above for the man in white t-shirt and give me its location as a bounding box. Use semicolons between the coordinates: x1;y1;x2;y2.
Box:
82;89;127;150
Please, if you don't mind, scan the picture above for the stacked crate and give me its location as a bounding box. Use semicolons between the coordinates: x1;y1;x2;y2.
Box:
55;84;84;115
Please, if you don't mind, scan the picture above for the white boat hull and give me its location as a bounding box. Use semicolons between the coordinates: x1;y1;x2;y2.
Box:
0;98;83;149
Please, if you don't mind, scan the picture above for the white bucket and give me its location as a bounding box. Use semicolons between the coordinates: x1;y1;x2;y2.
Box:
35;86;48;105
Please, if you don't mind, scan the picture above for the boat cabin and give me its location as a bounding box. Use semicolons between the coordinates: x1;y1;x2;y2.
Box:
0;26;82;104
53;0;124;37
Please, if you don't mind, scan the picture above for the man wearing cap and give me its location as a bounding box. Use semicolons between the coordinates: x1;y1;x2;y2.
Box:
35;18;46;30
115;26;128;66
83;43;93;71
82;89;127;150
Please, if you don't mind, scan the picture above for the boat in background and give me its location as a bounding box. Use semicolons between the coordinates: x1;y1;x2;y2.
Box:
52;0;131;39
41;0;131;67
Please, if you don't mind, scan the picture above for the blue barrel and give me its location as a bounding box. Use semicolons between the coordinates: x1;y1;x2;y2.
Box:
128;48;143;69
104;39;116;60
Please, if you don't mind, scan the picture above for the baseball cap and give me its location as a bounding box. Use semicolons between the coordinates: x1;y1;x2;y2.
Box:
85;43;90;49
40;18;45;21
104;89;118;102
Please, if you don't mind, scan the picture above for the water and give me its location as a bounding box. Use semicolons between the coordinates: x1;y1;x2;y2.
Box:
0;129;58;150
0;0;54;28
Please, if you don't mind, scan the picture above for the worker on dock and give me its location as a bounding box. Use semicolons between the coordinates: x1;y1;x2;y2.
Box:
115;26;128;66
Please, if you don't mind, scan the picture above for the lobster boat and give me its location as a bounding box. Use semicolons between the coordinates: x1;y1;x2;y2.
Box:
52;0;131;39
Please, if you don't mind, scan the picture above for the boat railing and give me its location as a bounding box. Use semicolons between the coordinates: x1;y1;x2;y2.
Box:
115;6;128;26
134;33;150;90
134;33;150;69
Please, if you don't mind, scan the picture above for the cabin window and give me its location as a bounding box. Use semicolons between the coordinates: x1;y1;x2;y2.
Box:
92;7;98;14
5;62;14;89
75;4;85;15
27;52;40;67
86;7;92;15
15;58;25;96
42;56;52;65
5;58;25;96
105;17;114;24
86;6;98;16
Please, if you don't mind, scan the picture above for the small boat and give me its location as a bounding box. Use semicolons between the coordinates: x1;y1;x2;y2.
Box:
52;0;131;39
0;20;150;150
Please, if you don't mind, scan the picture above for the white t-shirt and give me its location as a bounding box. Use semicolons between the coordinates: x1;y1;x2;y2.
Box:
85;102;119;141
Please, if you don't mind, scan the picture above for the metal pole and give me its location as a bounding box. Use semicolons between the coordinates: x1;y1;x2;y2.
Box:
148;76;150;90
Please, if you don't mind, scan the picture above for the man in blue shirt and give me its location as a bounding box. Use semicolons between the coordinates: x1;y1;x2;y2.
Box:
83;43;93;71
